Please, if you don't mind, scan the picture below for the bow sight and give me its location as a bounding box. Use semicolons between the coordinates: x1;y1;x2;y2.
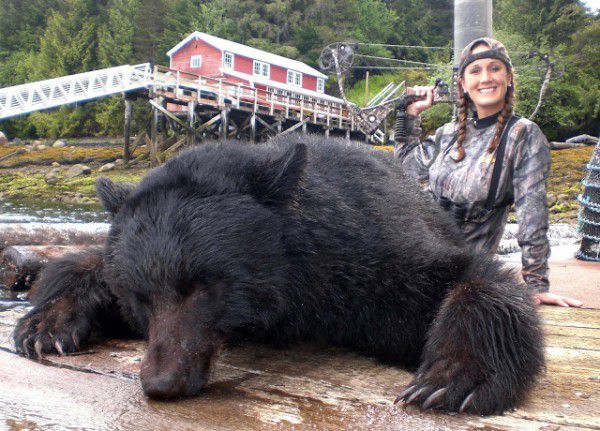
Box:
318;42;454;137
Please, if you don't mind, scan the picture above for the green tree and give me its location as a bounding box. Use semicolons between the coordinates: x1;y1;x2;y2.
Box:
98;0;139;67
159;0;235;60
132;0;169;63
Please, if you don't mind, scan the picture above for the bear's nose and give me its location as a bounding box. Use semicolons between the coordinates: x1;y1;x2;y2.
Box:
141;372;186;399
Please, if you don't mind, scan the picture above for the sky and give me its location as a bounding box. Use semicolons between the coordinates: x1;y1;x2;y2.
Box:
581;0;600;11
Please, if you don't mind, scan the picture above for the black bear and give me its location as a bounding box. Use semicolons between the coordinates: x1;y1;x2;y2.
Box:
14;135;544;415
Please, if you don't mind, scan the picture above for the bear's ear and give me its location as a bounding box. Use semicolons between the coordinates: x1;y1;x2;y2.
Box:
96;177;136;215
251;143;307;206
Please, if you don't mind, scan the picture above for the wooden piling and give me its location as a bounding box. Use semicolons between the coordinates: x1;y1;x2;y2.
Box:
250;113;256;143
123;97;133;162
188;101;196;146
221;108;229;141
150;103;159;163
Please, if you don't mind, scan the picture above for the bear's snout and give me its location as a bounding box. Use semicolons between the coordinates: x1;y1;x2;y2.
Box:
140;340;211;399
141;369;190;399
140;308;223;400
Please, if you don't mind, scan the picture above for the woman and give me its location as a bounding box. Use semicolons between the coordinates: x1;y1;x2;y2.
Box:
395;37;582;307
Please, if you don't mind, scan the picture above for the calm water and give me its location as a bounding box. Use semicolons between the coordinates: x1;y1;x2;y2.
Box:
0;199;109;224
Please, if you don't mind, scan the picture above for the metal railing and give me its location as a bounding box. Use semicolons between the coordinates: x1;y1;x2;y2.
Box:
0;63;152;120
0;63;355;130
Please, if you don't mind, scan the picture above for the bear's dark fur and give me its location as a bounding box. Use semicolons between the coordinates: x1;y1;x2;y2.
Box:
14;135;544;414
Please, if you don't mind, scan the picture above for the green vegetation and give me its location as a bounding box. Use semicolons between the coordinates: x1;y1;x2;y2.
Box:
0;0;596;141
0;145;123;167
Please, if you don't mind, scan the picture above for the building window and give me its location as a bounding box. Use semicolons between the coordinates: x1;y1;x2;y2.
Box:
317;78;325;93
253;60;269;78
190;55;202;68
287;70;302;87
223;52;233;69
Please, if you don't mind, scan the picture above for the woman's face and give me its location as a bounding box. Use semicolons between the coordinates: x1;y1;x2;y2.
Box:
460;44;511;117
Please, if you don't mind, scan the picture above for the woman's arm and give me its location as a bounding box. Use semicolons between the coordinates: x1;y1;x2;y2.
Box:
393;114;441;181
393;86;441;181
512;122;582;307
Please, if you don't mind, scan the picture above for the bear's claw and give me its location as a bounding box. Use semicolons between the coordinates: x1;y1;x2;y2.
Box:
459;391;475;413
396;373;480;414
422;387;448;409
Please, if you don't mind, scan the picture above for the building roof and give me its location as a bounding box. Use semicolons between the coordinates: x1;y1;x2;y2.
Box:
223;69;348;105
167;31;327;79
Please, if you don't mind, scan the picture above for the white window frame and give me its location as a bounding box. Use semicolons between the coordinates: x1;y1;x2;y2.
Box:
253;60;270;78
223;51;234;69
287;69;302;87
317;78;325;93
190;55;202;68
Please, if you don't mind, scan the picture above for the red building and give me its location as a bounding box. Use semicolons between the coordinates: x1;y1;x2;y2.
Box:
166;31;344;105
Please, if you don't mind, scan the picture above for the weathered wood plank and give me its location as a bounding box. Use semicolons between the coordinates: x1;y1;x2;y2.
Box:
0;307;598;430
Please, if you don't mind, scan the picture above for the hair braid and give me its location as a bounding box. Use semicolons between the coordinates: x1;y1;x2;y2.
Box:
487;86;515;154
453;84;469;162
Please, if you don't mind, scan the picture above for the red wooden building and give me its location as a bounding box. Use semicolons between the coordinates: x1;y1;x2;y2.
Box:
166;31;345;105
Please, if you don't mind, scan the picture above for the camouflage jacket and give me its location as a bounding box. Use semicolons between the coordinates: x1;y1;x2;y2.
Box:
394;113;551;293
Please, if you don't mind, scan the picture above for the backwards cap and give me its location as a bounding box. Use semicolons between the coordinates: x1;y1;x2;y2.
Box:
458;37;513;76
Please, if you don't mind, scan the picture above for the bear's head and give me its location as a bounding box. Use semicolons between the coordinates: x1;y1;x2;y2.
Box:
96;142;307;399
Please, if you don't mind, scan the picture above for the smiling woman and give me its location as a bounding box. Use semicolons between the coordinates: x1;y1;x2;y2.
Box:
394;37;583;308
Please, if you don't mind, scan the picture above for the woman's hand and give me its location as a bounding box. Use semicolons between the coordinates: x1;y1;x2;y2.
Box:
533;292;583;307
406;86;435;116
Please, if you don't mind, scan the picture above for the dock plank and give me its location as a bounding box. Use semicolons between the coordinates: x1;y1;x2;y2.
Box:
1;303;598;430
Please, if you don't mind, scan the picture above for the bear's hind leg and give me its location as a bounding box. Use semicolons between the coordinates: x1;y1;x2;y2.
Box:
13;248;121;358
396;257;545;415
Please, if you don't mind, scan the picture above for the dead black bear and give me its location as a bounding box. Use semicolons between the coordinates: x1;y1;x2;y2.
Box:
14;135;544;414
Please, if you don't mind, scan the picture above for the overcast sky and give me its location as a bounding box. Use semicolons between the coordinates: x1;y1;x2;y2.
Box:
581;0;599;11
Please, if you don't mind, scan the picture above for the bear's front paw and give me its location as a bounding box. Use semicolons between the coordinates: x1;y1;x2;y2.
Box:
394;358;506;415
13;296;92;359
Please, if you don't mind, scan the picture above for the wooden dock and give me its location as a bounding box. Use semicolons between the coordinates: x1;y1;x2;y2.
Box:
0;257;598;430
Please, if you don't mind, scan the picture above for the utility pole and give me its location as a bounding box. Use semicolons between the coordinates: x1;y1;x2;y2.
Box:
452;0;493;117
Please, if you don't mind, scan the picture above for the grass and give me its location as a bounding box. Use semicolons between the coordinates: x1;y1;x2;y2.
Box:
0;169;147;203
0;145;123;167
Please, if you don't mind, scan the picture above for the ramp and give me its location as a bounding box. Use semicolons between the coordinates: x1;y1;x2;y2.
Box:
0;63;152;120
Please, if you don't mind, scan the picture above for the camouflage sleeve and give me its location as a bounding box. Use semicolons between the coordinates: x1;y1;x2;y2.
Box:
393;114;440;181
512;123;551;293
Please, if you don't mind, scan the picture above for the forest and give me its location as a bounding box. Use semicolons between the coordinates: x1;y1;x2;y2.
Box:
0;0;597;141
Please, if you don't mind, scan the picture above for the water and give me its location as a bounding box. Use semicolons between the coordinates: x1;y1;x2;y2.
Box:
0;286;28;311
0;199;109;224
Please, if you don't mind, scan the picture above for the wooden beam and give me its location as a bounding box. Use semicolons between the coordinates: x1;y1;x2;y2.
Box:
163;136;187;155
278;120;307;137
255;116;277;133
197;113;221;132
150;103;159;164
188;101;196;146
149;100;191;132
123;97;132;162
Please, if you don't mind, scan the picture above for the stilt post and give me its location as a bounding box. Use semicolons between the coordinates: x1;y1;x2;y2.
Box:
123;97;133;163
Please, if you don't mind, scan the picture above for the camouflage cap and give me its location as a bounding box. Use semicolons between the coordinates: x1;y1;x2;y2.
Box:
458;37;513;76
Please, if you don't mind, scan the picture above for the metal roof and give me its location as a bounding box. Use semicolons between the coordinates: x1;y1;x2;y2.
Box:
167;31;327;79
